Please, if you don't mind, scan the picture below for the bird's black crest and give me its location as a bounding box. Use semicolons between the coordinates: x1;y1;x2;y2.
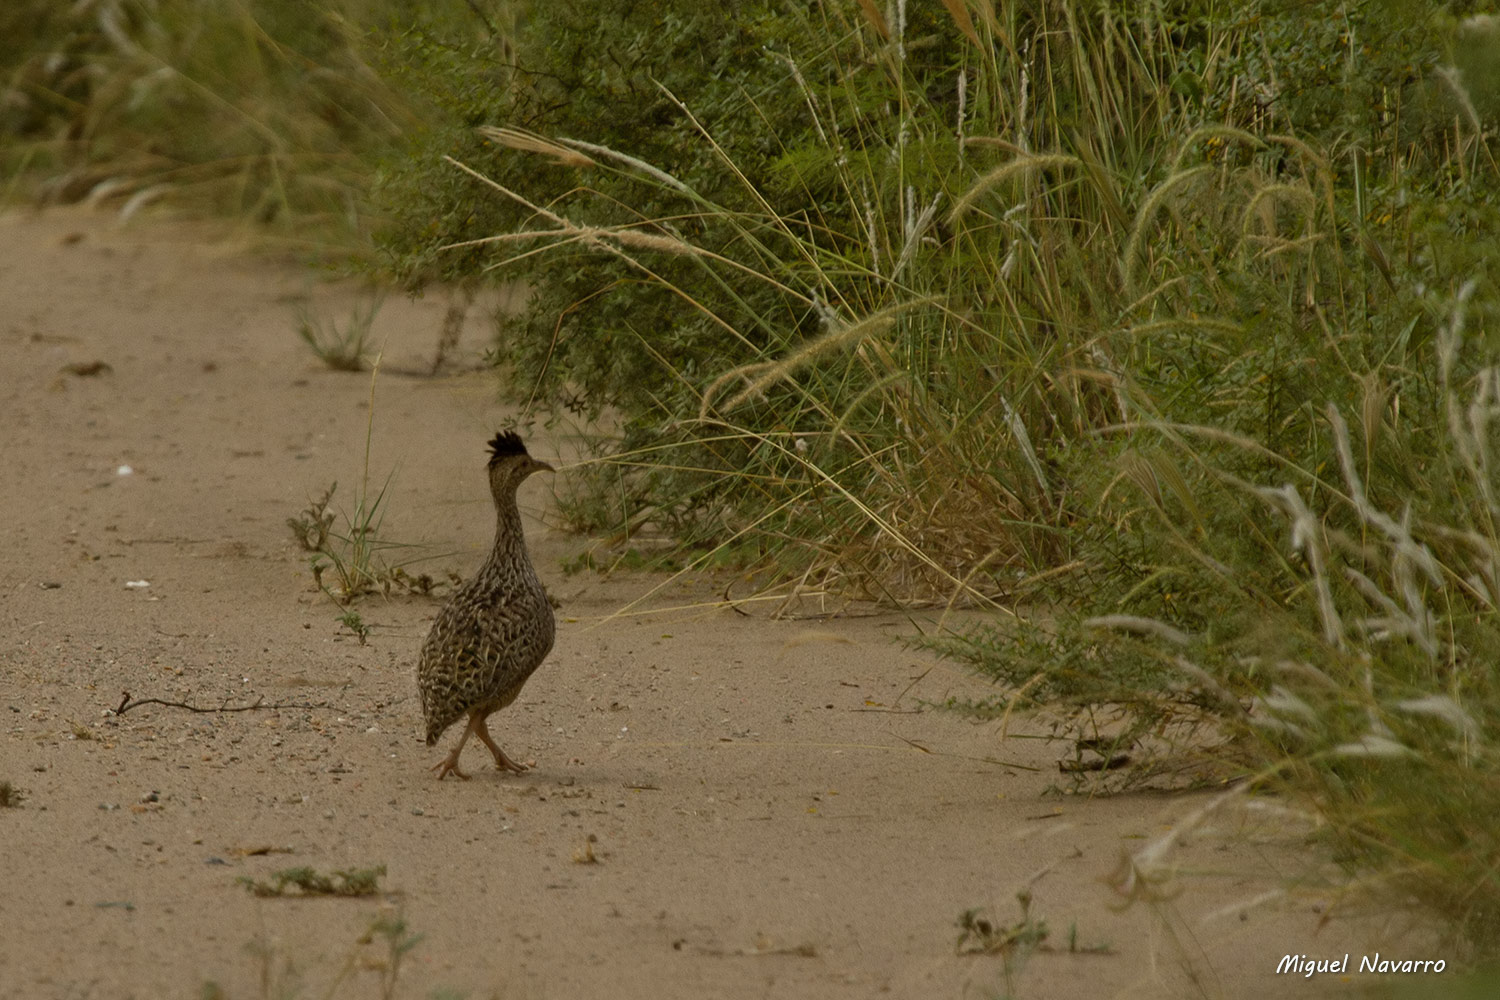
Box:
487;430;529;465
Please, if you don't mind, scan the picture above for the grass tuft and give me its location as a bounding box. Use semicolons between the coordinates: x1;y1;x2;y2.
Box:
295;291;384;372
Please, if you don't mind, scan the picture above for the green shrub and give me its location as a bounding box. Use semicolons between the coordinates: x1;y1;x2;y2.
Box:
372;0;1492;599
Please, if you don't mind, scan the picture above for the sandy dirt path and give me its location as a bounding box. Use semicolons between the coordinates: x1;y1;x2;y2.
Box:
0;208;1409;999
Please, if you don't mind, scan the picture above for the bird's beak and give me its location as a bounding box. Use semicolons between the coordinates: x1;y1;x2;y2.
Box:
535;459;556;474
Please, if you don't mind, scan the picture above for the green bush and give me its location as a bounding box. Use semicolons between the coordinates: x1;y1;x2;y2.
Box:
372;0;1495;596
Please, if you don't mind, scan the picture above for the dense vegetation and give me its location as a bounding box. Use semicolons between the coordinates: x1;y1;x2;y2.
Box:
6;0;1500;957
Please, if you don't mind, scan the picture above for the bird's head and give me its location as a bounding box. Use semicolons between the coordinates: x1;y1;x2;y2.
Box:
486;430;554;498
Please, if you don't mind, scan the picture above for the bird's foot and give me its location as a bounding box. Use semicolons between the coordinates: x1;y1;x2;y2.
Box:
430;757;470;781
472;718;529;773
492;749;528;774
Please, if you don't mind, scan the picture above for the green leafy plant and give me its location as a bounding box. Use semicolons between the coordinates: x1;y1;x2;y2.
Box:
376;0;1089;602
359;912;424;1000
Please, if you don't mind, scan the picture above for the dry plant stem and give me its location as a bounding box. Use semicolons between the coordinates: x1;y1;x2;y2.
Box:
114;691;325;716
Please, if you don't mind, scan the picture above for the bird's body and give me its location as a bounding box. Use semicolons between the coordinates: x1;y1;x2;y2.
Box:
417;431;554;780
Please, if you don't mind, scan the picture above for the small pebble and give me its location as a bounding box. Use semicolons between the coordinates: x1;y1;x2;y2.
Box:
411;807;424;816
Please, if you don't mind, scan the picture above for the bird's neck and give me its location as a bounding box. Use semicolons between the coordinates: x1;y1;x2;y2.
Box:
490;493;531;564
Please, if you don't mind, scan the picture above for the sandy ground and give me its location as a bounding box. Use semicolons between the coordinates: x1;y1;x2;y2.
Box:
0;208;1432;999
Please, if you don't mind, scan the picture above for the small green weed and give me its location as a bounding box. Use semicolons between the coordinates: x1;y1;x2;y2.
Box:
238;865;385;898
1064;921;1111;956
955;891;1048;958
299;478;393;601
335;607;371;645
956;890;1051;999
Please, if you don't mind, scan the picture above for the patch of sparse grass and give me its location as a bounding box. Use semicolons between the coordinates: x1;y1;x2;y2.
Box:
299;478;397;602
238;864;385;898
289;362;451;608
956;890;1050;998
295;291;384;372
358;911;424;1000
206;907;435;1000
290;481;452;606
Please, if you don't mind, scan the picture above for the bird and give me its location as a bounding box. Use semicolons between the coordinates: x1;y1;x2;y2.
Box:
417;430;555;780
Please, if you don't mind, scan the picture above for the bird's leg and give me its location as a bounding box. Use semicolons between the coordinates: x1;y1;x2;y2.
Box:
472;714;528;773
430;717;476;780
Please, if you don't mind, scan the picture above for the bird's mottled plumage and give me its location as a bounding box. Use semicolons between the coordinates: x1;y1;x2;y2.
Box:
417;431;554;779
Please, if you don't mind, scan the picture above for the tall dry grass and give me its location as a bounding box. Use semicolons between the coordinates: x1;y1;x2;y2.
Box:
0;0;429;235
